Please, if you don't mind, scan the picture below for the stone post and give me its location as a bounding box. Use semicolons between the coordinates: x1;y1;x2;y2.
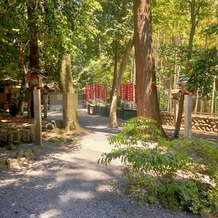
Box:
184;94;192;138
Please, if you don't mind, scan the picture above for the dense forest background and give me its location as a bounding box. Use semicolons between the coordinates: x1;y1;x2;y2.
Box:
0;0;217;114
0;2;218;216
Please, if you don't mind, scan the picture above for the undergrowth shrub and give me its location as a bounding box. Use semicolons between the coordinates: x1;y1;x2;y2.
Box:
99;116;218;217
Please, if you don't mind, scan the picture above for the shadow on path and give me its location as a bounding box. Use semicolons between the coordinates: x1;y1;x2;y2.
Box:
78;109;218;143
78;113;123;135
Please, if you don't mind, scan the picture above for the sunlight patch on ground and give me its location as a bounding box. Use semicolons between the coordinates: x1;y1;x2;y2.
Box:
55;171;77;183
81;169;111;180
38;209;61;218
25;170;46;177
59;190;94;203
45;182;59;190
0;178;19;187
54;167;111;183
96;184;113;192
86;125;108;129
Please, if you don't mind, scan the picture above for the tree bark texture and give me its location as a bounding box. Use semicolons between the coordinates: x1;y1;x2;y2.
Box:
27;0;40;118
110;39;119;103
27;0;40;69
109;38;134;128
60;53;81;131
174;0;200;137
18;48;28;115
133;0;162;130
174;93;184;138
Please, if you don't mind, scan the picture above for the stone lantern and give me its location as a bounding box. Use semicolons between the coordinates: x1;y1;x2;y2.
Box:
177;75;190;94
27;68;43;90
177;75;192;137
26;68;44;118
171;89;181;100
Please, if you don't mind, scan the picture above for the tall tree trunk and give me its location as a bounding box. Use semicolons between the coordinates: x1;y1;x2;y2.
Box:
187;0;197;63
18;47;28;115
110;39;119;103
174;93;184;138
60;53;83;132
200;98;204;114
109;38;134;128
27;0;40;69
133;0;163;131
174;0;200;137
27;0;40;118
168;74;172;112
210;77;216;114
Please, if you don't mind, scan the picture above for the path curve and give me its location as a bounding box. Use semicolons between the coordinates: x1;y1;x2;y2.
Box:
0;109;199;218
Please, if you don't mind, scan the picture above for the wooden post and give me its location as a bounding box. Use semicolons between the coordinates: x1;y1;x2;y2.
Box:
43;94;48;119
33;89;42;145
28;92;31;118
184;94;192;138
173;99;179;127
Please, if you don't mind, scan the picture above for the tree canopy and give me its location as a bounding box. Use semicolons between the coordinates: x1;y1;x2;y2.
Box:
0;0;217;116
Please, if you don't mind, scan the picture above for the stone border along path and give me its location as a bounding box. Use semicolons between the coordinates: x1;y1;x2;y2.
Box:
0;109;200;218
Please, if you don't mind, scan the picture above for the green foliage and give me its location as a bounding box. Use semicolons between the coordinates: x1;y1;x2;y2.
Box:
79;54;113;89
188;48;218;97
99;116;218;217
0;0;28;77
205;24;218;35
42;0;102;85
79;0;133;91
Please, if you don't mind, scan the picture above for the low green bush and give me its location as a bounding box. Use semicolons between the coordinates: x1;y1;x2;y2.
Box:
99;116;218;217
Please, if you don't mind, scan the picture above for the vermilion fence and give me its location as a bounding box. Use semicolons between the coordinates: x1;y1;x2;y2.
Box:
85;83;136;104
85;85;218;116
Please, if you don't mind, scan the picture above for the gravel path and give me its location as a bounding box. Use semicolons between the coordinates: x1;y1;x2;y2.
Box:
0;109;200;218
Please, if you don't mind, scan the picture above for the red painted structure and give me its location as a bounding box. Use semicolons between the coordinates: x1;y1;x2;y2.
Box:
85;83;136;104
